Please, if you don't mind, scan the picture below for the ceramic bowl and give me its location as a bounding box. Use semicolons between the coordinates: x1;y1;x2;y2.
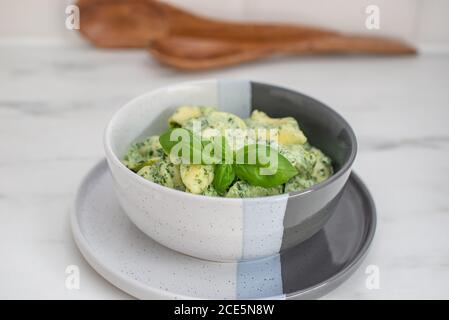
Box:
104;80;357;262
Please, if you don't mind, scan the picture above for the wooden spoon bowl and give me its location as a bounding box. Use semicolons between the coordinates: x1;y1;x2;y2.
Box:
77;0;338;48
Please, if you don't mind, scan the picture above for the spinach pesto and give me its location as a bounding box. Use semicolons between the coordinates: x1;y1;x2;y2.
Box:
122;106;333;198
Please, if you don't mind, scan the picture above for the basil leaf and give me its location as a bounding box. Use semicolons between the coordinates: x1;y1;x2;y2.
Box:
234;144;298;188
159;128;227;165
213;164;235;195
159;128;203;164
202;135;233;164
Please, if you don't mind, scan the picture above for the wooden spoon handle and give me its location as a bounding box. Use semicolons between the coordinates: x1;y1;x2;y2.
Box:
148;35;416;70
276;35;416;55
167;14;338;43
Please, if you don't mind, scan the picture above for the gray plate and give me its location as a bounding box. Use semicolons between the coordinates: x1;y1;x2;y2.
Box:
71;160;376;299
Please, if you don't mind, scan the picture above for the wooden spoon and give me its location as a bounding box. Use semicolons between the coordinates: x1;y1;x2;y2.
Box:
148;35;416;70
77;0;338;48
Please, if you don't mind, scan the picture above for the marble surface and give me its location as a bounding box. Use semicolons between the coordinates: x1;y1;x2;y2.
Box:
0;45;448;299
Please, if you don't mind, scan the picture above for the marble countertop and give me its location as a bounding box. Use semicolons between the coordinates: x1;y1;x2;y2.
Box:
0;45;448;299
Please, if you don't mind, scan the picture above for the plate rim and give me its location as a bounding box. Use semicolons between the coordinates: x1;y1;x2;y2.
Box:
71;159;377;300
285;171;377;299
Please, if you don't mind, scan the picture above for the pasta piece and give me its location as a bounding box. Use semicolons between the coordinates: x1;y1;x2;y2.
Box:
184;111;247;150
309;148;333;183
168;106;215;127
123;136;165;171
180;164;214;194
226;181;282;198
247;110;307;145
201;185;220;197
137;160;185;191
278;144;317;172
284;173;315;192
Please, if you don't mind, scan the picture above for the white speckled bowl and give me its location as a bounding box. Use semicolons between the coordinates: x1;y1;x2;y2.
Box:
104;80;357;262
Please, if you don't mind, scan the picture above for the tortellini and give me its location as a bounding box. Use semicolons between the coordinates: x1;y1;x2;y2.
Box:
137;161;185;191
246;110;307;145
123;136;166;171
309;147;333;183
201;185;220;197
226;181;283;198
284;147;333;192
180;164;214;194
284;173;315;193
124;106;334;197
168;106;215;127
278;144;317;172
183;111;247;150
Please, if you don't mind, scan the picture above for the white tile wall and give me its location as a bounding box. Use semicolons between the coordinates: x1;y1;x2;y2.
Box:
0;0;448;50
241;0;418;39
416;0;449;50
0;0;68;38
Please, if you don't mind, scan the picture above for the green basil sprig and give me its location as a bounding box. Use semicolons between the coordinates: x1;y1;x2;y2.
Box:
159;128;298;190
201;135;233;165
234;144;298;188
159;128;232;164
159;128;200;163
213;164;236;195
